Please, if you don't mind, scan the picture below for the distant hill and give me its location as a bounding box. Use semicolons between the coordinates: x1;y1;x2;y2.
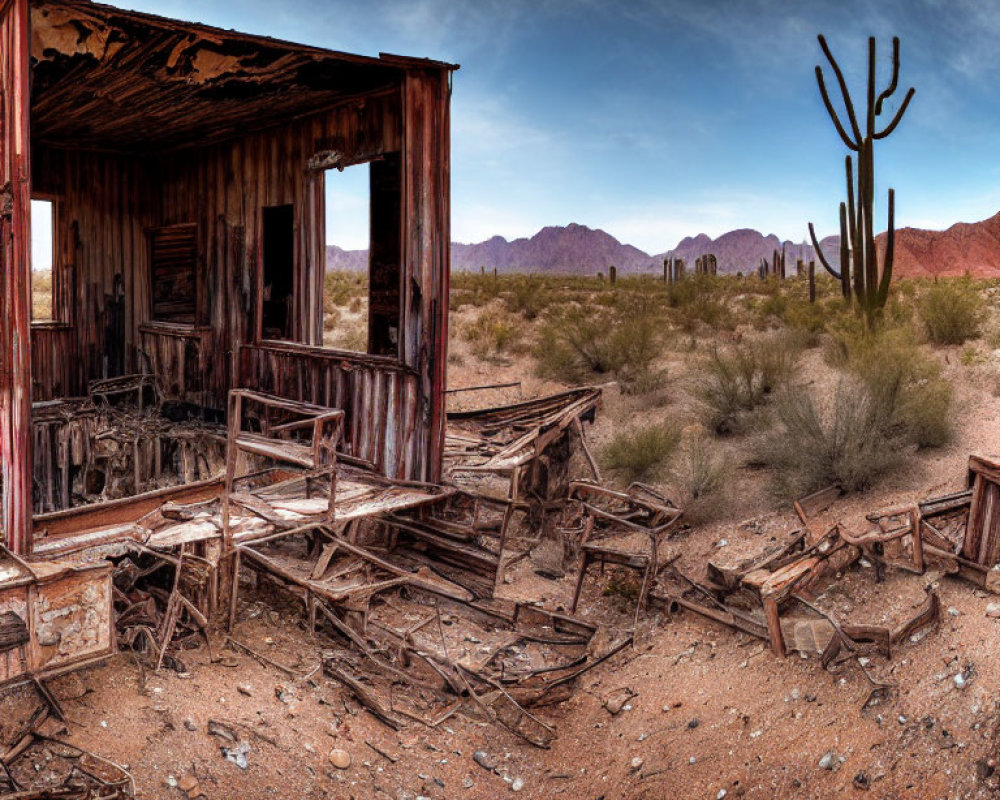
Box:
327;223;817;275
878;211;1000;278
327;215;1000;278
657;229;816;275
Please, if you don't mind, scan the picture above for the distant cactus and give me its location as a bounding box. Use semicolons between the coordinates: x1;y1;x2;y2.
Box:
808;34;914;325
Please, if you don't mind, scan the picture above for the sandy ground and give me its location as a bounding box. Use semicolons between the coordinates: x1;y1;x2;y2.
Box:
29;307;1000;800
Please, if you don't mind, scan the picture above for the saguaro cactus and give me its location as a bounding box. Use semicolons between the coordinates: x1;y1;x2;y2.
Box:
807;34;914;324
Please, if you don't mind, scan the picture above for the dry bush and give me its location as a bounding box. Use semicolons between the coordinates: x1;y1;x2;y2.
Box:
918;279;984;345
463;310;524;362
758;378;907;497
535;300;664;393
324;270;367;308
827;321;953;449
504;275;552;320
668;432;727;522
667;275;734;332
696;334;801;434
600;421;682;485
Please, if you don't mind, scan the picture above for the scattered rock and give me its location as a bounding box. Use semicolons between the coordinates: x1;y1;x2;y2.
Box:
630;757;644;772
473;751;496;771
328;748;352;770
222;742;250;770
463;777;475;789
183;718;198;732
603;688;636;716
511;777;525;792
818;751;841;771
717;791;728;800
237;685;253;697
947;607;961;617
853;771;870;790
985;603;1000;618
976;759;995;782
687;719;699;730
954;673;968;689
165;776;178;789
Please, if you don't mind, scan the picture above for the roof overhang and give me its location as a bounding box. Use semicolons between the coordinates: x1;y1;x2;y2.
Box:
29;0;459;152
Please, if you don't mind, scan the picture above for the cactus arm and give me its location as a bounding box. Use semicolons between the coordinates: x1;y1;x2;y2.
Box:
874;88;915;139
815;68;860;151
875;37;901;115
808;221;842;281
839;202;852;298
817;34;863;144
877;188;895;306
845;156;862;300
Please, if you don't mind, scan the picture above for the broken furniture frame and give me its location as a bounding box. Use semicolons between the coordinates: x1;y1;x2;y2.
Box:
566;480;683;623
222;390;345;548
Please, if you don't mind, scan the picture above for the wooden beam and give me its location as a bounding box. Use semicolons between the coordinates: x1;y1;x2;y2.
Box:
0;0;32;555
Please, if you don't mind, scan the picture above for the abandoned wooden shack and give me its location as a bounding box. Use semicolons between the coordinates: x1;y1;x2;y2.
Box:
0;0;458;684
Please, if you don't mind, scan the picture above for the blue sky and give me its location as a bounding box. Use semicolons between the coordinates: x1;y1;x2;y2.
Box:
82;1;1000;253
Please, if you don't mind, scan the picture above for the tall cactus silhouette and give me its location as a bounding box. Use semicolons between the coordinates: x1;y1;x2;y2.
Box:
807;34;914;324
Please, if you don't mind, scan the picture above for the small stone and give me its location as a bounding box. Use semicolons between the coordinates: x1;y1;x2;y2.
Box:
689;757;697;765
328;748;352;770
238;685;253;696
511;777;525;792
177;775;199;793
948;607;961;617
165;776;178;789
986;603;1000;618
473;751;496;772
717;791;728;800
818;751;839;771
687;719;699;729
183;718;198;732
717;539;729;547
853;772;870;790
630;757;644;771
463;777;475;789
954;673;968;689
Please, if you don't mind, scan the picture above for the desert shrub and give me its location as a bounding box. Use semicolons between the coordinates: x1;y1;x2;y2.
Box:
669;432;727;522
758;378;908;497
828;321;953;449
919;279;984;344
667;275;734;332
324;270;368;307
697;335;801;434
464;310;523;361
600;421;682;484
505;275;551;320
535;301;663;392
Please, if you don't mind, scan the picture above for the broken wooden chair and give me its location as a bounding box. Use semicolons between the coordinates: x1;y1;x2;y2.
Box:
567;480;682;624
221;390;345;547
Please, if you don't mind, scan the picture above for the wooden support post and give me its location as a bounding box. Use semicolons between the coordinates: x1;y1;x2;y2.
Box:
762;594;786;658
0;0;33;556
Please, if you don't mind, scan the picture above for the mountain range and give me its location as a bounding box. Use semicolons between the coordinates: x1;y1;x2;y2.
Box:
326;212;1000;279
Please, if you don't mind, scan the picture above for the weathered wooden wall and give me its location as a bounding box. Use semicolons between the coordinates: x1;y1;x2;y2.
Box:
28;73;451;483
1;0;34;554
240;343;421;480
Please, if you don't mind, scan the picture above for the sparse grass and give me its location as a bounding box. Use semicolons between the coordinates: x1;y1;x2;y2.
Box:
669;431;727;522
600;421;682;485
826;320;953;449
534;299;665;393
918;279;984;345
32;270;53;321
696;334;801;434
758;378;909;497
463;309;525;362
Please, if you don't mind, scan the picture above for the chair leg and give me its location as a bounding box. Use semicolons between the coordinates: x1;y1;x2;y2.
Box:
571;553;591;614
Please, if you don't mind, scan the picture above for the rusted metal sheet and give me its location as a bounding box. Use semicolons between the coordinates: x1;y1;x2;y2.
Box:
0;0;33;555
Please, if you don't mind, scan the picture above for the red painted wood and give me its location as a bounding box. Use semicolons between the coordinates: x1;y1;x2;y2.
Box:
0;0;33;554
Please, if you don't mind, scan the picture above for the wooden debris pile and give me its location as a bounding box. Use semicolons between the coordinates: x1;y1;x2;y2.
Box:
235;525;631;748
0;680;133;799
656;483;947;675
30;383;225;515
